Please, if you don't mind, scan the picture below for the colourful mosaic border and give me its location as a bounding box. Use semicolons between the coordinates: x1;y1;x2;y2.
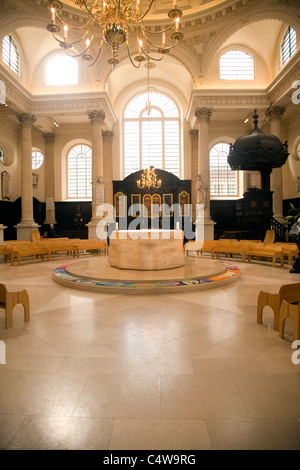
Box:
52;263;240;292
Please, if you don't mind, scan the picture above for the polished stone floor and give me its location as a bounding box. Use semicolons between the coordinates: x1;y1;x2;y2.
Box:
0;252;300;450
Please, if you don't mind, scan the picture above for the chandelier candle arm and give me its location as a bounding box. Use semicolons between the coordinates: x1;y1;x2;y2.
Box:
46;0;184;68
137;167;161;190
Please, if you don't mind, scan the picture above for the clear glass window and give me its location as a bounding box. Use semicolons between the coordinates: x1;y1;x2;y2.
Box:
220;49;254;80
210;142;238;197
282;26;296;65
124;92;180;178
32;151;44;169
67;144;92;199
2;34;19;74
45;55;78;85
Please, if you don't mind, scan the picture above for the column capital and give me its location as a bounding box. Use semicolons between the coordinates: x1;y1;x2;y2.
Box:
102;130;114;141
17;113;36;128
88;109;106;124
194;107;212;123
265;105;285;120
43;133;55;144
189;129;198;139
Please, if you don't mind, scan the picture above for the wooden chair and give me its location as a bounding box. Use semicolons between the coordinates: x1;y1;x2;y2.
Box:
0;283;30;329
279;301;300;341
263;229;275;244
31;229;41;242
257;282;300;331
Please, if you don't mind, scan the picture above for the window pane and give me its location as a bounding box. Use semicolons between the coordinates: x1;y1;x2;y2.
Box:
124;92;180;177
32;151;44;169
220;50;254;80
282;26;296;65
210;142;237;196
46;55;78;85
2;35;19;74
124;121;140;177
67;144;92;198
164;121;180;176
142;120;162;169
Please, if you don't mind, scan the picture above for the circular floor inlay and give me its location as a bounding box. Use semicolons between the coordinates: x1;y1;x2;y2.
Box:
52;255;240;294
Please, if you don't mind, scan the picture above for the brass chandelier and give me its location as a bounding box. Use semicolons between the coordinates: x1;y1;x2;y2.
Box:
46;0;184;68
137;166;161;189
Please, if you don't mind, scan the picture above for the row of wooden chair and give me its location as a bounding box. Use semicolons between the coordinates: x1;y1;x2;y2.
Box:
0;238;108;265
185;238;298;268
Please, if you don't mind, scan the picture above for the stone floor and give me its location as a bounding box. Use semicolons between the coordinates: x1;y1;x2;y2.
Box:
0;253;300;450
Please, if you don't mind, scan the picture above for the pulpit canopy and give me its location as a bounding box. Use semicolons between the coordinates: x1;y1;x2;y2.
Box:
228;110;289;173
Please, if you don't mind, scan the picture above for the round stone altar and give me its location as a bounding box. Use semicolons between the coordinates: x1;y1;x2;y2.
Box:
108;229;185;270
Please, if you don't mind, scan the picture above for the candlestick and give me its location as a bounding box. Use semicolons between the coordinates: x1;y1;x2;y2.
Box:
51;7;55;23
64;25;68;40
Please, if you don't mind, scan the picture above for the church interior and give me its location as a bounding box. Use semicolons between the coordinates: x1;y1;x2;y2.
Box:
0;0;300;451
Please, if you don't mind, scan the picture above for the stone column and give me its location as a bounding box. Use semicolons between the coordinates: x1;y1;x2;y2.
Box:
266;106;286;225
0;224;7;244
190;129;198;222
103;131;114;206
194;107;215;240
87;109;106;239
43;133;56;224
16;113;40;240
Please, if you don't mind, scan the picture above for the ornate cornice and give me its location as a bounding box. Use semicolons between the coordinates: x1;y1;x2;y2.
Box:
267;52;300;105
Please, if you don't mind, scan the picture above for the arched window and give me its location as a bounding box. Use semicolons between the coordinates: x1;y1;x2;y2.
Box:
220;49;254;80
2;34;19;74
123;92;181;177
210;142;238;197
32;151;44;169
45;55;78;85
281;26;296;65
67;144;92;199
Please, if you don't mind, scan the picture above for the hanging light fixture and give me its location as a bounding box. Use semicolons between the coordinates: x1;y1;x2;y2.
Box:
46;0;184;69
137;166;161;189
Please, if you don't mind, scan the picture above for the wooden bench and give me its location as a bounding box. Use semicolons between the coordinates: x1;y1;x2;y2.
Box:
275;242;299;265
213;240;249;262
0;283;30;328
257;282;300;331
41;240;80;258
77;239;108;255
0;244;11;262
245;242;284;267
185;240;217;258
10;242;49;265
279;300;300;341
